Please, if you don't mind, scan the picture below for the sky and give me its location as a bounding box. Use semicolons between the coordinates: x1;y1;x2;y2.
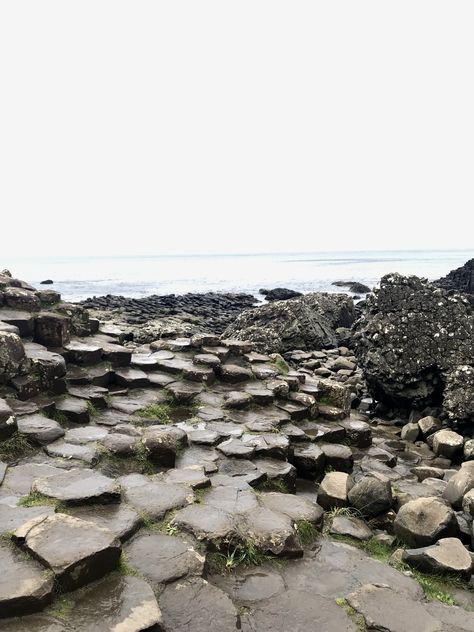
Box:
1;1;473;257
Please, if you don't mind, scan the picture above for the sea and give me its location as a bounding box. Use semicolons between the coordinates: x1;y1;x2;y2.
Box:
3;250;473;303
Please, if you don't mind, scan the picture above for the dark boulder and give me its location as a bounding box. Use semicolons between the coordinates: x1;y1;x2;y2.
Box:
223;293;355;354
332;281;372;294
259;288;303;301
353;274;474;416
40;280;54;285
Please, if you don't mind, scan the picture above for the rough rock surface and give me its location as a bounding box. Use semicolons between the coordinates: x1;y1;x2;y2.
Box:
353;273;474;415
435;258;474;304
223;293;355;353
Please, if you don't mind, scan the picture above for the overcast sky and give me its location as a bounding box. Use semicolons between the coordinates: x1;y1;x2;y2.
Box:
1;2;473;257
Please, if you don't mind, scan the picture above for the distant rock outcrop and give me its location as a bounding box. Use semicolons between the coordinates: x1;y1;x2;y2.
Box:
435;259;474;306
223;293;356;354
332;281;372;294
259;288;303;301
353;273;474;418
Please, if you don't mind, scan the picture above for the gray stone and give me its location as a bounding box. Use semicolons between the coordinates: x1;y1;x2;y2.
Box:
320;443;353;472
68;574;162;632
443;462;474;509
67;504;142;542
126;533;204;585
347;472;392;517
394;496;458;547
432;429;464;459
14;513;121;591
0;541;53;618
17;414;64;446
292;444;325;479
418;415;442;438
402;537;472;577
123;480;192;520
260;492;324;526
346;583;439;632
317;471;349;509
330;516;373;541
160;577;237;632
401;422;420;442
32;469;120;504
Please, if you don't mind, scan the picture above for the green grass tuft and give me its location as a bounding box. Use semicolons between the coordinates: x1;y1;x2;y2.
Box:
295;520;319;546
51;410;69;424
207;540;279;573
273;356;290;374
17;492;57;508
335;597;367;631
0;431;34;460
117;552;143;578
135;403;172;423
255;479;290;494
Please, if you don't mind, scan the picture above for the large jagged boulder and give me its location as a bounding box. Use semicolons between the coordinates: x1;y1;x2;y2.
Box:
222;293;355;354
435;258;474;306
0;332;28;384
353;274;474;415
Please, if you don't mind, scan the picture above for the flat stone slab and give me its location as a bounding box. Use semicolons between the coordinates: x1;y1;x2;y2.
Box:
402;537;473;577
217;438;256;459
68;574;162;632
160;577;237;632
0;504;55;536
172;504;235;545
2;463;64;496
67;504;142;542
126;533;204;585
346;583;439;632
260;492;324;526
0;541;54;618
44;440;98;464
0;614;67;631
123;480;192;520
32;469;121;504
163;467;210;490
16;414;64;446
114;367;149;388
64;425;109;444
242;589;357;632
54;396;90;424
240;507;302;557
14;513;121;591
330;516;373;541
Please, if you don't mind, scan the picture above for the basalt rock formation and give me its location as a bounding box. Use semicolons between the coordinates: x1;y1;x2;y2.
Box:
435;258;474;306
223;293;356;354
353;273;474;419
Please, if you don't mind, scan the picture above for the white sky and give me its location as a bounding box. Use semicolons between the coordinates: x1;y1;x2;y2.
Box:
1;1;473;257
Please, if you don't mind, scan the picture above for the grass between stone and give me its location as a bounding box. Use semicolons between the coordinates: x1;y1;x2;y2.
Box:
295;520;319;546
0;431;35;460
335;597;367;631
17;491;58;508
255;478;290;494
330;534;466;606
207;540;281;573
135;403;172;423
272;357;290;374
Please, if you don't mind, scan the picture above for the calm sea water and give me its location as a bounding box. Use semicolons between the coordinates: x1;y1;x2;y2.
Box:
3;250;473;302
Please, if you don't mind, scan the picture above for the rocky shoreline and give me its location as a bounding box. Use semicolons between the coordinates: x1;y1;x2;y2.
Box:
0;263;474;631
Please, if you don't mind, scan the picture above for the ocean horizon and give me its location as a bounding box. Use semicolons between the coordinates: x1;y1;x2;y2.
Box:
3;249;473;302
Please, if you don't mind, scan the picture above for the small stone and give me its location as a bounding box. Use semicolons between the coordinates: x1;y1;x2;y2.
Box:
347;472;392;517
292;444;325;479
432;429;464;459
330;515;373;541
16;414;64;446
317;471;349;509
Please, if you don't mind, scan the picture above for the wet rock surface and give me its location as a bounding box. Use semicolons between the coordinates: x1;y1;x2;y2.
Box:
1;271;473;630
